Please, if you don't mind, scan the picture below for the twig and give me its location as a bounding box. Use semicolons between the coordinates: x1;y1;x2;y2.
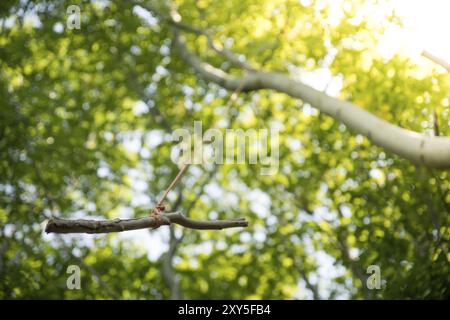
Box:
155;164;189;209
45;212;248;234
433;109;440;137
151;80;247;212
136;1;255;72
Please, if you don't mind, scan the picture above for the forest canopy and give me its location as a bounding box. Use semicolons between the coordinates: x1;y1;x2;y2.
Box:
0;0;449;299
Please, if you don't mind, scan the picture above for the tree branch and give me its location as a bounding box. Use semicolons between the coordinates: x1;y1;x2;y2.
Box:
135;1;255;71
135;4;448;170
45;212;248;234
171;32;450;169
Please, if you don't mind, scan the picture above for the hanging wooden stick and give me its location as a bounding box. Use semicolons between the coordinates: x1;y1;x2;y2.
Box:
45;81;248;234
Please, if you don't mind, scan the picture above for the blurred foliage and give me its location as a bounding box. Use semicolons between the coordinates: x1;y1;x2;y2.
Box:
0;0;449;299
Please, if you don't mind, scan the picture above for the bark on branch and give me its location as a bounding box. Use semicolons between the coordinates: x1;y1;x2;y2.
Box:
44;212;248;234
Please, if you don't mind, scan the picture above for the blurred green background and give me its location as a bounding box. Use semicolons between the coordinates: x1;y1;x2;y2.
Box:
0;0;449;299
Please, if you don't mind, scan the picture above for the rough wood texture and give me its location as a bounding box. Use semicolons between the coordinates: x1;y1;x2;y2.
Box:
44;212;248;234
